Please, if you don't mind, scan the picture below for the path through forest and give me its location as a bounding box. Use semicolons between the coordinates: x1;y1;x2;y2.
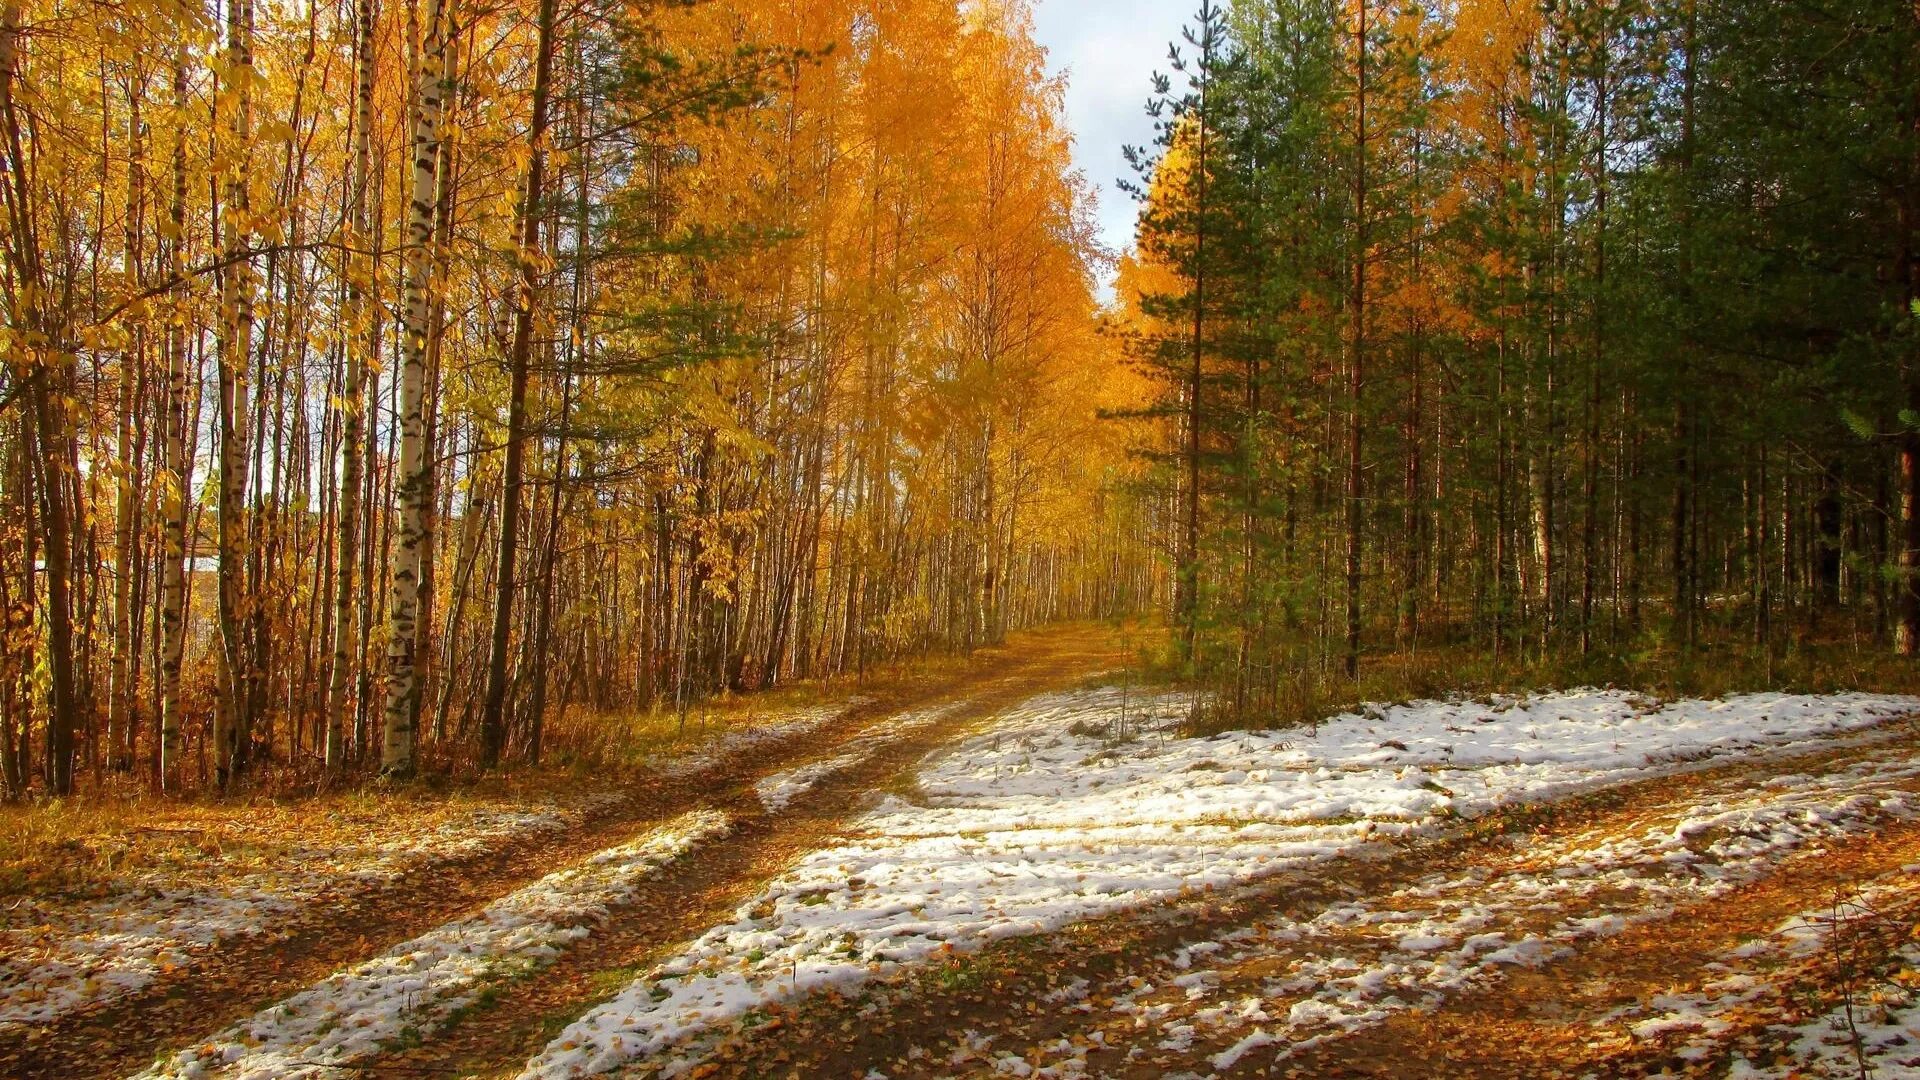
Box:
10;635;1920;1079
485;682;1918;1080
2;625;1127;1079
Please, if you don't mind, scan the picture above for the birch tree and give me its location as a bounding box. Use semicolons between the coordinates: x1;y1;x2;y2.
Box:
156;0;196;790
382;0;450;776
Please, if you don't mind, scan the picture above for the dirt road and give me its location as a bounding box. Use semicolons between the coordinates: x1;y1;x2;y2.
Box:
25;633;1920;1080
9;624;1128;1079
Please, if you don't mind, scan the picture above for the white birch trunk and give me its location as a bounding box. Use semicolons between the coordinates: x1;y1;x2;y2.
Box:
109;71;147;773
383;0;447;775
214;0;257;785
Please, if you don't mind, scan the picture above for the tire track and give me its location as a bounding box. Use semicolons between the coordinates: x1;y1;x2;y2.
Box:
1;624;1120;1080
133;625;1127;1080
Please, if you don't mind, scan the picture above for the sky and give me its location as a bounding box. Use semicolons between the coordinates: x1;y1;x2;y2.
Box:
1028;0;1199;303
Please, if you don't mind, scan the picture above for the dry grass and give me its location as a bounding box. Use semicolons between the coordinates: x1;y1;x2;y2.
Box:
1174;616;1920;736
536;632;1079;770
0;778;589;903
540;683;854;772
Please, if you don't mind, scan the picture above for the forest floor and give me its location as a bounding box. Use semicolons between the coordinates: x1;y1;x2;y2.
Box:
8;628;1920;1079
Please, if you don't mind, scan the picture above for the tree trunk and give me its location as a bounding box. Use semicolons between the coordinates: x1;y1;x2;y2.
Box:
1896;53;1919;653
1345;0;1369;680
479;0;557;767
383;0;450;775
1673;0;1698;653
156;24;192;789
1;0;80;795
109;71;149;774
328;0;376;773
214;0;258;787
1175;8;1212;668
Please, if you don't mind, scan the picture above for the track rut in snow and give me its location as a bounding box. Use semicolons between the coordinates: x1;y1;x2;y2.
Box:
1;624;1125;1080
120;624;1128;1080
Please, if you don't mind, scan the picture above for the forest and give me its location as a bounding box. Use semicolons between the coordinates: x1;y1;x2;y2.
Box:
0;0;1154;795
1115;0;1920;719
0;0;1913;801
3;0;1920;1076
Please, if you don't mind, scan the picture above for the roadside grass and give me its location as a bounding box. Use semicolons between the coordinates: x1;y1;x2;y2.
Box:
1162;612;1920;736
540;683;848;774
877;771;929;807
538;627;1065;772
507;959;660;1059
0;782;571;903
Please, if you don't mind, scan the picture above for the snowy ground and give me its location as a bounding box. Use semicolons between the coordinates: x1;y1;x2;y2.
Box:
138;811;730;1080
1624;875;1920;1079
1721;936;1920;1080
754;702;968;813
518;686;1919;1078
975;748;1920;1077
0;699;866;1038
0;793;623;1033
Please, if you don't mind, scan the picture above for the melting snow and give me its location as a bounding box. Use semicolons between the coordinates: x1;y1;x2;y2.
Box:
0;795;624;1033
140;810;730;1079
1724;951;1920;1078
1631;879;1920;1077
3;697;867;1035
755;703;966;813
519;686;1917;1077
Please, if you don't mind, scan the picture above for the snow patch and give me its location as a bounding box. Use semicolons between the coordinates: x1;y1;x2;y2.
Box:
755;703;965;812
0;796;624;1033
139;810;729;1079
520;686;1918;1077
